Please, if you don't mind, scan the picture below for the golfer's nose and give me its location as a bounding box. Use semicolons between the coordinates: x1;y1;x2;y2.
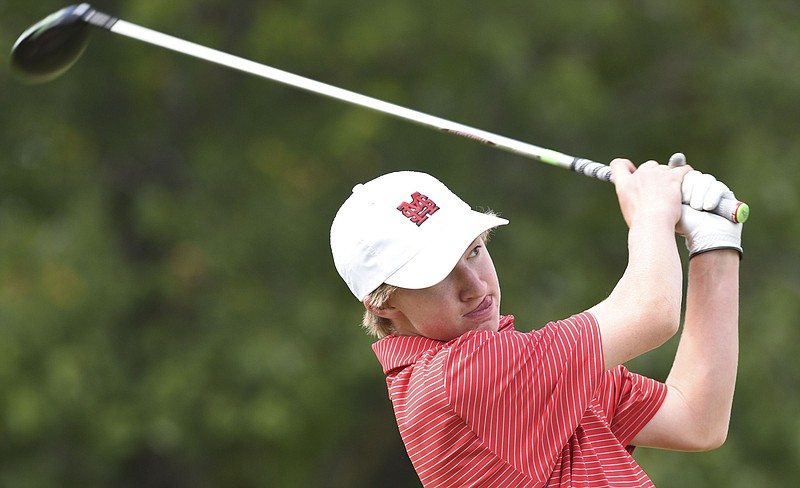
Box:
453;262;487;302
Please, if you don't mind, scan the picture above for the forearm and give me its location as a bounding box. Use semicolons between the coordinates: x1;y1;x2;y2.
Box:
592;217;683;368
592;159;690;369
665;250;740;448
626;218;685;314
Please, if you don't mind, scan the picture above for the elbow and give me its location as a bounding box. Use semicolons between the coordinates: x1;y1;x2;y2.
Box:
664;301;682;340
685;425;730;452
658;314;680;345
699;416;733;451
704;429;729;451
677;405;732;452
647;296;681;346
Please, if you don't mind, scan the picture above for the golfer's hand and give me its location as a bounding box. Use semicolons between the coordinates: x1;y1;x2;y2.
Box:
610;158;691;229
676;171;743;258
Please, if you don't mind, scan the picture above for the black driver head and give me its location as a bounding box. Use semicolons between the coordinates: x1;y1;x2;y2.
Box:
10;3;97;83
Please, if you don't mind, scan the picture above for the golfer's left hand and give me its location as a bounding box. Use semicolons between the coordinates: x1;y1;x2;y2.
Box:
676;170;743;258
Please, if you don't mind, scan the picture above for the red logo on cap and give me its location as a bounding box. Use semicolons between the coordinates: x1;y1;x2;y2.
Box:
397;192;440;226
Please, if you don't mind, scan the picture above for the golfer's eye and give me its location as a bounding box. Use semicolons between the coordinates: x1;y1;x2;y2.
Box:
469;245;482;258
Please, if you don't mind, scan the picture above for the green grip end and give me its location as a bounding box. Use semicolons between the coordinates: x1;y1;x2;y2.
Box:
736;202;749;224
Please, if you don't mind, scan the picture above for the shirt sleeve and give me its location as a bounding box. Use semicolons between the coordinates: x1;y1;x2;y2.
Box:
593;365;668;449
444;312;604;480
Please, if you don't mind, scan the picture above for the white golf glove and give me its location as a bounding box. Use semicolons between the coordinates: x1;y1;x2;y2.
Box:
676;170;743;258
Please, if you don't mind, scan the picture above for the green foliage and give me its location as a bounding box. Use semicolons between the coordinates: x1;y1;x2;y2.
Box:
1;0;799;485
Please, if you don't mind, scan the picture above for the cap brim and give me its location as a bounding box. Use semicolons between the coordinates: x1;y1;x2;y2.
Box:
384;210;507;290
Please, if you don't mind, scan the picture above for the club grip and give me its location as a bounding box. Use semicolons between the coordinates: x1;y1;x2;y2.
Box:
571;158;613;182
712;197;749;224
570;155;749;224
666;152;749;224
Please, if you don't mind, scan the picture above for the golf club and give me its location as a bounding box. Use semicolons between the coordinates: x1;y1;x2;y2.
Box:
11;3;748;223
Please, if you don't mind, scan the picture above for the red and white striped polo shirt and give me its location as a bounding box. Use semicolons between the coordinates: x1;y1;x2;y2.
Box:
372;312;667;487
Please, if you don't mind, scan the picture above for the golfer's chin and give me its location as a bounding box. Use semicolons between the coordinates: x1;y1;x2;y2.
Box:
473;314;500;333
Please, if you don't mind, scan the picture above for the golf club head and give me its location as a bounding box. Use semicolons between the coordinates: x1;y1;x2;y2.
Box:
10;3;97;83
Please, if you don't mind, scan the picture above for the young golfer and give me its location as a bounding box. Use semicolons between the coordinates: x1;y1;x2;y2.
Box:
330;159;742;487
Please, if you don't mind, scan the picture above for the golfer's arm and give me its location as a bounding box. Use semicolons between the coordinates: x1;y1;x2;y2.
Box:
589;216;683;370
633;250;740;450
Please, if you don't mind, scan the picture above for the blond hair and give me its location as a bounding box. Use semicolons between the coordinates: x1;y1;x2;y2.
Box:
361;221;498;338
361;283;400;338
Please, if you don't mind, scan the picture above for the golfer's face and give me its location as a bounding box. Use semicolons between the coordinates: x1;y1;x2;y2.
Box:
389;237;501;341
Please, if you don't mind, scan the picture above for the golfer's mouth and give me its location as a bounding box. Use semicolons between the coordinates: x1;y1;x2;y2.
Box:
465;296;493;320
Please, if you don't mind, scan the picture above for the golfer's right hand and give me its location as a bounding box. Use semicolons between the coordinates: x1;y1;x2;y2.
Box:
610;158;692;229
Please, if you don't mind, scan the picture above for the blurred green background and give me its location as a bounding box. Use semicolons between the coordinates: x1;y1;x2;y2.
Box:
1;0;798;486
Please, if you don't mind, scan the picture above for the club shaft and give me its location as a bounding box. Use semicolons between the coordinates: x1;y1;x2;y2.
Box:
89;13;747;223
108;20;605;173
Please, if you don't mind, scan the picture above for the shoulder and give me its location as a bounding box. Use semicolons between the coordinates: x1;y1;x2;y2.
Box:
520;311;602;361
443;312;603;386
448;312;600;358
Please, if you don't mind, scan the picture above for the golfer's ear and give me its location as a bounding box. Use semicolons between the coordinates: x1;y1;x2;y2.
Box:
363;298;400;320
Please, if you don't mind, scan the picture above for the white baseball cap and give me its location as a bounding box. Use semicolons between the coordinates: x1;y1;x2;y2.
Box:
330;171;508;301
